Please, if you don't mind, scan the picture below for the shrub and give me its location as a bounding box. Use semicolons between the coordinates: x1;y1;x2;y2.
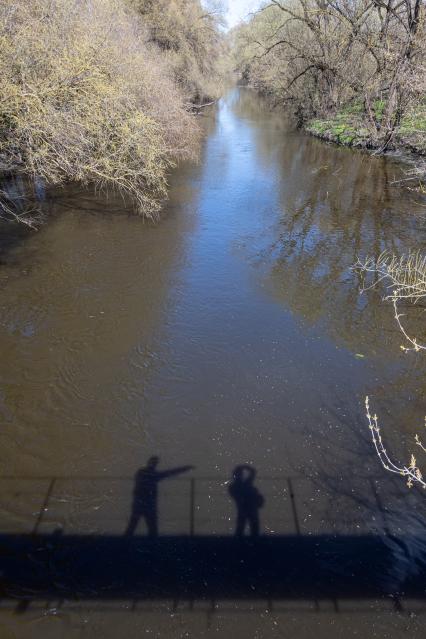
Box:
0;0;201;219
131;0;225;102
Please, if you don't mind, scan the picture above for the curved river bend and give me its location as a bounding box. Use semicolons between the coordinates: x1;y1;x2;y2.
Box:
0;88;426;638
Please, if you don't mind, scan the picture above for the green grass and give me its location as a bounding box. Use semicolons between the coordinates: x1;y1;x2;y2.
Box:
373;99;385;121
400;109;426;134
339;101;364;116
306;112;368;147
308;102;426;153
308;120;330;134
398;107;426;152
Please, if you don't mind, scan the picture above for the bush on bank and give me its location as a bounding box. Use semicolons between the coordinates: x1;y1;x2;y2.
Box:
0;0;223;222
130;0;226;104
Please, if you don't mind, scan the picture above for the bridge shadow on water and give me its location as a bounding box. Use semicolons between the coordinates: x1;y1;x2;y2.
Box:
1;460;426;613
2;532;424;607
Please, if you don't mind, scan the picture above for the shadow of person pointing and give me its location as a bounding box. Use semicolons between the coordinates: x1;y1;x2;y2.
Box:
228;465;264;537
125;456;194;537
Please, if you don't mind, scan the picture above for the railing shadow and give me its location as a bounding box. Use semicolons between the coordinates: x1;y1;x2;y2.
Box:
2;471;426;613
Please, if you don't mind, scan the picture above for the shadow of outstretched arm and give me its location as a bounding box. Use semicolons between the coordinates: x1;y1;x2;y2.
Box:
158;465;194;480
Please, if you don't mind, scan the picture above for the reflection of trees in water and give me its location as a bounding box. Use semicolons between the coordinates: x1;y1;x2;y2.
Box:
232;87;426;485
267;157;426;467
251;134;425;356
231;88;292;132
274;140;426;412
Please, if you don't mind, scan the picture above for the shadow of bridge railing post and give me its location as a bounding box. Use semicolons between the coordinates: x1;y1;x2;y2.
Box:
1;473;425;613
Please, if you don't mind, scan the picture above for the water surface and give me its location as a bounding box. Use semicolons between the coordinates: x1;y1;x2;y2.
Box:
1;88;426;637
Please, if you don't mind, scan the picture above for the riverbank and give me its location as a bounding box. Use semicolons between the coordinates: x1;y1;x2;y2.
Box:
305;107;426;156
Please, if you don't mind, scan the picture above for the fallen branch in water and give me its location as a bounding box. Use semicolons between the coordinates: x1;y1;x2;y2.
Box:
190;100;216;112
0;188;42;229
391;160;426;194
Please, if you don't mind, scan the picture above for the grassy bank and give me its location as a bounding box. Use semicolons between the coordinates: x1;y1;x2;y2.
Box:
306;106;426;156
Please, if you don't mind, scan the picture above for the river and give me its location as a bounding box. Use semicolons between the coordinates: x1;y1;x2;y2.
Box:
1;88;426;638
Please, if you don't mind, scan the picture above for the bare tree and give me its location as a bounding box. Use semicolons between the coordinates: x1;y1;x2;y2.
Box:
232;0;426;142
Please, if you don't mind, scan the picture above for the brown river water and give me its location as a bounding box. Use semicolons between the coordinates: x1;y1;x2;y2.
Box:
0;88;426;638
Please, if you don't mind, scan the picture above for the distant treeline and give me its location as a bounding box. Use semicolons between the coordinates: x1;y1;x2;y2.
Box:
232;0;425;151
0;0;225;222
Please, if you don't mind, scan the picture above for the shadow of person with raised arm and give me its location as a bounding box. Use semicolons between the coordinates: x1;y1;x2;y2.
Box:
228;465;264;537
125;456;194;537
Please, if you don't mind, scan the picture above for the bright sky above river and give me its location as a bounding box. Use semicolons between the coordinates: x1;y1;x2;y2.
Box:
225;0;264;28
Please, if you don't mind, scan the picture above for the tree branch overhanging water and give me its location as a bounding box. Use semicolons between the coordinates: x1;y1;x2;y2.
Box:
355;251;426;489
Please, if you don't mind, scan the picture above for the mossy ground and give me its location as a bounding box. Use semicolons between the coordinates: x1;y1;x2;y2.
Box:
306;111;371;148
306;104;426;154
